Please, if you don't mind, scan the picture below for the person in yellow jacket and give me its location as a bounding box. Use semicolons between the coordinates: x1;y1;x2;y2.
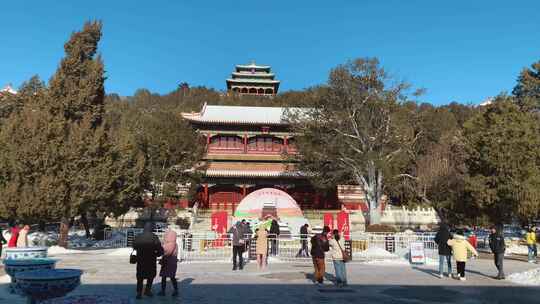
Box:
447;231;478;281
526;227;537;263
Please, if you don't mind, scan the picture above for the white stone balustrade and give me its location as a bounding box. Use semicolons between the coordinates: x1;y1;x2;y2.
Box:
380;206;440;229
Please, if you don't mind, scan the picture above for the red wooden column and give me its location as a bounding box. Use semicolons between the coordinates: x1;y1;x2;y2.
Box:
203;183;209;208
284;136;288;153
206;134;211;152
242;185;247;197
243;134;248;154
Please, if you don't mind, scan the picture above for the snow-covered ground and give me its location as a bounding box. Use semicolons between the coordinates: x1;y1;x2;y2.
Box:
505;244;529;256
106;247;133;256
508;267;540;285
1;255;539;304
2;229;126;249
350;246;440;266
353;247;400;259
48;246;88;256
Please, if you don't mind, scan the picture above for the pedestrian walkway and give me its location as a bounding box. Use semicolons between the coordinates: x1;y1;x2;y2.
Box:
1;250;539;303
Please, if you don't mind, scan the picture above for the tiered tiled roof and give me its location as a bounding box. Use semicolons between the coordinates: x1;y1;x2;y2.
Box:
226;61;280;94
203;162;304;178
181;103;294;125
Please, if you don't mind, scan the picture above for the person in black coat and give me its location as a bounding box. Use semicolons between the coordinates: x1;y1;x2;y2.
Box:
0;226;7;257
296;224;310;257
268;219;280;256
310;226;330;285
434;223;453;278
489;225;506;279
133;222;164;299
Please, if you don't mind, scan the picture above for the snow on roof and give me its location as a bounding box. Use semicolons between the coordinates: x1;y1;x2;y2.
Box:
182;103;302;125
226;78;280;84
205;169;304;178
232;72;275;77
236;63;271;69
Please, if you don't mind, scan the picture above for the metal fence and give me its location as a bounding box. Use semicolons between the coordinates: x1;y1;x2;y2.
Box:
102;228;438;263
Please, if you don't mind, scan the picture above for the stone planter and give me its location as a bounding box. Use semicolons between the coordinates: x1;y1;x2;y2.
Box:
3;258;57;294
15;269;82;304
4;247;48;260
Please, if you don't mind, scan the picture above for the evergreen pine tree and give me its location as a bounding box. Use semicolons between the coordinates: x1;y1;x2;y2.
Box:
512;60;540;110
464;97;540;223
0;21;148;247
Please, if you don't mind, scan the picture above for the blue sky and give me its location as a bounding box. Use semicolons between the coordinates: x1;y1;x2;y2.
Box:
1;1;539;105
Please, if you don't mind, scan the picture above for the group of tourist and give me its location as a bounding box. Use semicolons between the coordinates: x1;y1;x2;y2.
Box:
227;220;252;270
435;224;510;281
310;226;349;287
225;220;349;287
131;220;538;298
132;223;179;299
0;222;31;255
227;218;284;270
435;224;480;281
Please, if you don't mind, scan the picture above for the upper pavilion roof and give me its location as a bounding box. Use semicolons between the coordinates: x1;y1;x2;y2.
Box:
182;103;302;125
236;62;271;70
231;72;275;78
226;78;280;84
226;61;281;93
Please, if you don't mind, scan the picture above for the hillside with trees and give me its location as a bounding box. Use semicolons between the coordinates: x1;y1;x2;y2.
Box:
1;21;539;235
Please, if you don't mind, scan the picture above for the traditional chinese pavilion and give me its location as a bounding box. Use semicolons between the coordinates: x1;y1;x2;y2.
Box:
181;62;368;213
182;104;368;213
226;62;280;96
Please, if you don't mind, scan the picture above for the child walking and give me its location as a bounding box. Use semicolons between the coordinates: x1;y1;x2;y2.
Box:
526;227;537;263
159;230;179;297
447;230;478;281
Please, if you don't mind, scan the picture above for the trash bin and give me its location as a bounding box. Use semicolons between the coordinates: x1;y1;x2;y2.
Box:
385;236;395;253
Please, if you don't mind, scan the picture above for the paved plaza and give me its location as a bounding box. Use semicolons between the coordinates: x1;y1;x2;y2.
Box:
1;250;540;304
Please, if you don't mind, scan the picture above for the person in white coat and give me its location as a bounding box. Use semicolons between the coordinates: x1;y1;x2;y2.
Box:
328;229;348;287
16;225;30;247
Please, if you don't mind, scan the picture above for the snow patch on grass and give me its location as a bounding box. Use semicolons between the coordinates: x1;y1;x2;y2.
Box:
47;246;86;256
106;247;133;256
508;268;540;285
505;244;529;256
353;247;399;259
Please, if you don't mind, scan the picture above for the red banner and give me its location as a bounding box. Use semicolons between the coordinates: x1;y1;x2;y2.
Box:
336;211;350;240
323;213;334;230
211;211;228;247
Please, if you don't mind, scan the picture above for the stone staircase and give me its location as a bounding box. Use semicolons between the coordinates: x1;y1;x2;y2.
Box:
188;209;342;234
189;211;213;233
303;210;341;229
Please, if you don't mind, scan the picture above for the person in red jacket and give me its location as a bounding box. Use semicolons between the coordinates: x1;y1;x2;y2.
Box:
7;223;21;248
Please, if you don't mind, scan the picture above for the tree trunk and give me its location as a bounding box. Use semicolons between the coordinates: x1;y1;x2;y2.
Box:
357;165;384;226
433;205;447;224
80;213;90;239
369;207;382;225
58;217;70;248
149;205;155;222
